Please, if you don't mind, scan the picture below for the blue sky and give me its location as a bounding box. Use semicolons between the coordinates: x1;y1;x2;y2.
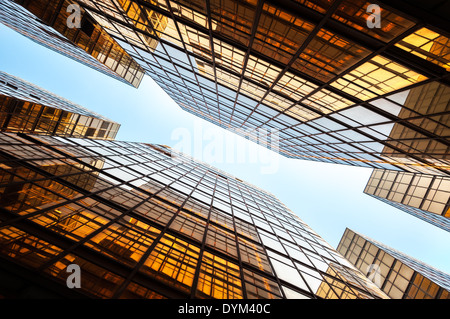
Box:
1;23;449;274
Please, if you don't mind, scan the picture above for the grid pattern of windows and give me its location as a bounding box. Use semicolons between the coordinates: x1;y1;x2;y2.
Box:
337;228;450;299
395;28;450;71
331;0;416;43
2;0;449;177
0;72;120;139
0;0;144;87
364;169;450;232
0;0;448;298
0;132;388;299
366;195;450;233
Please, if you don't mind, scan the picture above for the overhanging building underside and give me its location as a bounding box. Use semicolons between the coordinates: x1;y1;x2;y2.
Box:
1;0;449;176
0;132;389;299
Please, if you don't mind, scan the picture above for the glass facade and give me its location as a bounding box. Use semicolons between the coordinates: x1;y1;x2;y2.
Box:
364;169;450;232
1;0;449;230
1;0;449;300
0;0;145;87
0;71;120;140
0;131;389;299
1;0;448;176
337;228;450;299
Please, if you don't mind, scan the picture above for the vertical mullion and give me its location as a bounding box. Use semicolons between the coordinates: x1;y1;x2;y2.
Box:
225;180;248;299
189;173;218;299
113;163;208;298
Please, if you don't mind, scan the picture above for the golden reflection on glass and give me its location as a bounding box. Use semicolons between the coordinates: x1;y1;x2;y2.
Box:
169;210;206;242
170;0;208;28
396;28;450;71
116;0;168;50
274;72;319;101
405;273;443;299
206;224;238;258
315;281;339;298
234;218;259;242
332;0;415;42
243;268;282;299
292;28;370;82
44;253;125;298
32;205;109;241
253;3;315;64
196;251;243;299
244;55;282;87
0;164;85;215
367;168;450;217
182;198;210;219
156;16;184;48
182;25;213;61
134;196;179;226
209;209;234;231
238;237;272;273
293;0;335;14
209;0;257;47
315;262;388;299
0;226;63;268
302;88;354;113
86;217;161;267
212;38;247;75
141;233;200;293
445;207;450;218
21;0;144;87
376;81;450;175
331;55;427;100
317;271;361;299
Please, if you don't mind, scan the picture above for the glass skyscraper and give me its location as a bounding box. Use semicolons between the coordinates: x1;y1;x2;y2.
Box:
1;0;448;176
0;131;388;299
0;71;121;140
337;228;450;299
364;169;450;232
0;0;448;300
0;59;388;299
2;0;448;231
0;0;145;87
